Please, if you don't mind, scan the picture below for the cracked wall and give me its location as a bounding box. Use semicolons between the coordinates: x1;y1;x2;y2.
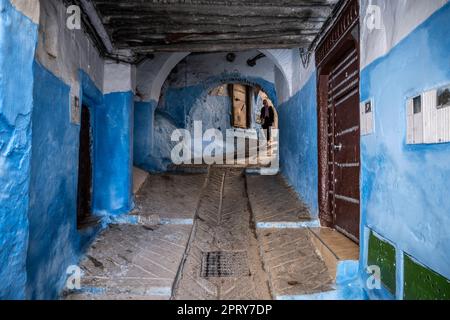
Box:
0;0;38;299
1;0;135;299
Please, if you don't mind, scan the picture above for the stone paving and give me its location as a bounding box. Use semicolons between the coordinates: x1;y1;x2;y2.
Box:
132;172;208;223
247;173;333;298
173;167;272;300
257;229;333;298
66;167;334;300
66;224;191;300
246;174;312;225
65;172;207;300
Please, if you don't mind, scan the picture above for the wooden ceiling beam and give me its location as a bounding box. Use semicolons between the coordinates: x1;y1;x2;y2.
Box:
121;42;312;53
103;17;327;28
82;0;339;54
112;32;317;43
92;3;334;20
92;0;337;10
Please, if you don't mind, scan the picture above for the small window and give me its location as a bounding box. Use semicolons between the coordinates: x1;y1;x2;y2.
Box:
413;95;422;114
437;86;450;109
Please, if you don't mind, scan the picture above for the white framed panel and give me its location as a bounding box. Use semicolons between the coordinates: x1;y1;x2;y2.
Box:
360;98;375;136
406;85;450;145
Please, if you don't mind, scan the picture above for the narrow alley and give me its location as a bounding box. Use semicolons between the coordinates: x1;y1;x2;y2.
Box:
66;167;338;300
1;0;450;302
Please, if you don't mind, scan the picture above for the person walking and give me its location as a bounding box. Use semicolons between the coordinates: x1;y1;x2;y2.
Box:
260;99;275;143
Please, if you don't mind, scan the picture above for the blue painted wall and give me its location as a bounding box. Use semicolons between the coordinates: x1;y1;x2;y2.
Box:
134;100;157;170
0;0;38;299
79;71;135;216
360;2;450;282
26;66;134;299
27;63;99;299
94;92;134;215
279;74;319;216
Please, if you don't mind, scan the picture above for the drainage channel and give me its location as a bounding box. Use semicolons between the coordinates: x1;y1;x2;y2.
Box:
172;166;272;300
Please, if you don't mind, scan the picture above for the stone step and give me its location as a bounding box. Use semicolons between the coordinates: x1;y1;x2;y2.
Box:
307;227;359;280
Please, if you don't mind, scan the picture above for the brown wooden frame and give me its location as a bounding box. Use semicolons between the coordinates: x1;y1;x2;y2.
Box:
316;0;360;236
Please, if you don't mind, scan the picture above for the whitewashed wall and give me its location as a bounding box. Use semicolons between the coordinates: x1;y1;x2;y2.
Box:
136;49;300;104
35;0;105;97
360;0;449;70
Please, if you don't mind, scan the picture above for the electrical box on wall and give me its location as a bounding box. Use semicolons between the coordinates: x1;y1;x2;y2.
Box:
407;85;450;144
360;99;375;136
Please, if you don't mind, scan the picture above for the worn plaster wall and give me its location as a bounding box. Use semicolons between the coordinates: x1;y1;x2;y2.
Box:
27;63;100;300
10;0;39;23
187;85;233;136
0;0;38;300
136;49;296;103
36;0;104;102
97;60;136;216
360;0;449;69
23;0;105;299
359;0;450;299
103;60;136;95
24;0;134;299
276;50;317;215
279;71;319;217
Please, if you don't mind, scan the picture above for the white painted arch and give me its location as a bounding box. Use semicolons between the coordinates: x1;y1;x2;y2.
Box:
136;49;297;103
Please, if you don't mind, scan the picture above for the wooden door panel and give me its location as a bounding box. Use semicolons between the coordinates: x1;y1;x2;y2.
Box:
334;198;360;241
334;150;359;164
334;99;359;132
232;84;247;129
334;133;360;164
335;130;360;148
334;166;360;199
330;57;359;89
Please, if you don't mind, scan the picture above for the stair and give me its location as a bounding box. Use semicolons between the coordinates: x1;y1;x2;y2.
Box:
308;227;359;280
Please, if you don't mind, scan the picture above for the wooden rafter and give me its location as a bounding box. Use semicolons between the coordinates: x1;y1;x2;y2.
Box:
87;0;339;53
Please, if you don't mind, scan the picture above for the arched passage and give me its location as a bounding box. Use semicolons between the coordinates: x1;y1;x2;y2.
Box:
134;51;287;171
147;76;279;171
137;50;293;103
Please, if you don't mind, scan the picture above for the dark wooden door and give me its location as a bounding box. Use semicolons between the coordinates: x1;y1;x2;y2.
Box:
77;105;93;229
316;0;360;242
327;47;360;241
